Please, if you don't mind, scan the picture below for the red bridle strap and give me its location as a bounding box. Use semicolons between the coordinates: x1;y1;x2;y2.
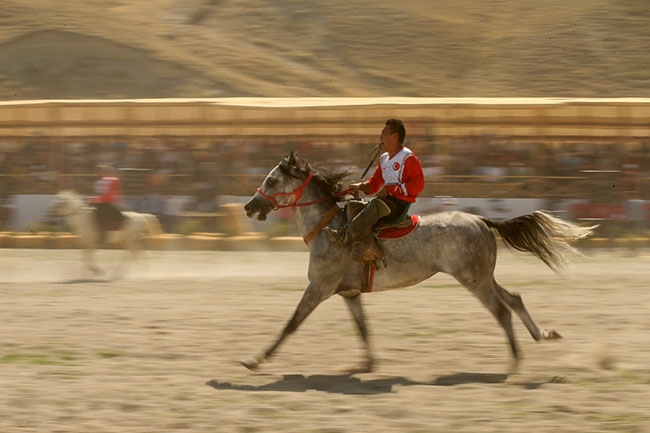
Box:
256;171;354;244
256;172;314;209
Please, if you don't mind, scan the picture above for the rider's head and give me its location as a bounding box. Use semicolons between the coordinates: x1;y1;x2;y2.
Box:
384;118;406;145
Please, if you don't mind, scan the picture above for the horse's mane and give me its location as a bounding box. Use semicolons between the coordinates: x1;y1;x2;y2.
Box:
281;151;350;197
58;190;80;200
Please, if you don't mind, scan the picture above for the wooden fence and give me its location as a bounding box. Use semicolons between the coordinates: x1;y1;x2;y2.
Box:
1;97;649;141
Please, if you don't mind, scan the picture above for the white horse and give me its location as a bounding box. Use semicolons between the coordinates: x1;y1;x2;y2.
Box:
49;191;163;277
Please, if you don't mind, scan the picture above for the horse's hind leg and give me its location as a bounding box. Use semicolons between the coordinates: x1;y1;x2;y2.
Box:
114;237;138;278
483;289;521;370
493;280;562;341
342;294;374;373
455;275;521;371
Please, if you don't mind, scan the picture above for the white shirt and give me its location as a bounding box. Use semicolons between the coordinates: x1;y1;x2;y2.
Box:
378;147;415;195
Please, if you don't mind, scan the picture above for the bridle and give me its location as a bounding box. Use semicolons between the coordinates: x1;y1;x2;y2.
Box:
257;170;355;209
256;171;315;209
256;169;353;245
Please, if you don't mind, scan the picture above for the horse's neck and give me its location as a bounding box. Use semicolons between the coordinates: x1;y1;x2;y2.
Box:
66;206;94;234
292;188;340;237
293;204;334;237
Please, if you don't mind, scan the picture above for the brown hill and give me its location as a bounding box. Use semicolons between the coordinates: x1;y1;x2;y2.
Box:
0;0;649;99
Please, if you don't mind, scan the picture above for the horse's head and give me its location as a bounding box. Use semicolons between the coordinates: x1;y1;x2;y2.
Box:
245;152;351;221
50;191;85;217
244;151;312;221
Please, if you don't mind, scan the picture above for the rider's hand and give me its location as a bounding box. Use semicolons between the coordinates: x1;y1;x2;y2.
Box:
377;187;389;198
350;182;370;194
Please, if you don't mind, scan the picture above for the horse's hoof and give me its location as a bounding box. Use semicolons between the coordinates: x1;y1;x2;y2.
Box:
240;357;260;370
542;328;563;340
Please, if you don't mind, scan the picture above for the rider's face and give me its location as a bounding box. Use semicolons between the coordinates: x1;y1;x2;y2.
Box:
380;125;400;152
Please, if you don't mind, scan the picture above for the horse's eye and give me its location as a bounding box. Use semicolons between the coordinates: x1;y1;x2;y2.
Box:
265;178;277;188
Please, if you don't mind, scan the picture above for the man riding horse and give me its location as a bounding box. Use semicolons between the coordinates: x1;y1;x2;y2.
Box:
242;148;594;373
324;118;425;258
91;164;126;244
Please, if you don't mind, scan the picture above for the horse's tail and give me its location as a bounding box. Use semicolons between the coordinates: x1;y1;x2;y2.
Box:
481;210;596;273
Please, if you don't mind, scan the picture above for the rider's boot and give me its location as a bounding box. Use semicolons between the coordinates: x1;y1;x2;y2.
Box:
324;198;391;246
351;233;377;261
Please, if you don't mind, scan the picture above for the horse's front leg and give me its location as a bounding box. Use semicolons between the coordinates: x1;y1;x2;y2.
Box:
241;282;334;370
342;294;374;373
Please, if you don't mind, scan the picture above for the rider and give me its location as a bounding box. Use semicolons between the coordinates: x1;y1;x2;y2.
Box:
324;118;425;246
91;164;126;244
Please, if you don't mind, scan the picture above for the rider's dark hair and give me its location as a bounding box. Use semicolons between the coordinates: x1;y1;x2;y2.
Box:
385;118;406;144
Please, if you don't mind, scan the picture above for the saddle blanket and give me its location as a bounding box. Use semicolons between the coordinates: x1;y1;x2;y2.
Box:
363;215;421;293
377;215;420;239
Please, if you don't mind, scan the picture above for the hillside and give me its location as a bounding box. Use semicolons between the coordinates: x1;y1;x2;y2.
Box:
0;0;649;99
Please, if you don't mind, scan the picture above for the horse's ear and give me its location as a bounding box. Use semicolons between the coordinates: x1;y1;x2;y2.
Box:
280;152;292;171
284;150;303;170
281;151;307;176
288;150;297;166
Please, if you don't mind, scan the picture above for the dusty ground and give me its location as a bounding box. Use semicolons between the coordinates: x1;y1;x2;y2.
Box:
1;247;649;432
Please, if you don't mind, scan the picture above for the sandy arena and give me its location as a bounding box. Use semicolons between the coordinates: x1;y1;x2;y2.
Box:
1;247;649;432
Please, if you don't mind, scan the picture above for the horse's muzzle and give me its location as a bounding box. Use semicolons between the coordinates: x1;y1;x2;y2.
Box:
244;194;273;221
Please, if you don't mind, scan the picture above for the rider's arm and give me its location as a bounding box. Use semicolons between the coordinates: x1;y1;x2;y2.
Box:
398;155;425;199
362;164;384;195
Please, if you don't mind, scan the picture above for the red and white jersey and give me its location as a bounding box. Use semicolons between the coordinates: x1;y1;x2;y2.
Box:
92;176;122;204
365;147;425;203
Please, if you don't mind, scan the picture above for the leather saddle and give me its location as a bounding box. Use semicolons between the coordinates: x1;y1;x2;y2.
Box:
345;200;416;269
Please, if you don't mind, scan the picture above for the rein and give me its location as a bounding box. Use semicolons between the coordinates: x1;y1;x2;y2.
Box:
257;170;353;245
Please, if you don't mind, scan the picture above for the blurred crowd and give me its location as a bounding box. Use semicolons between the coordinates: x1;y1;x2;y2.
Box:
1;137;284;203
1;135;649;230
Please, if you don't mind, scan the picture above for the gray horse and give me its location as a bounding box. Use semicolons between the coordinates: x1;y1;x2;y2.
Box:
243;152;595;373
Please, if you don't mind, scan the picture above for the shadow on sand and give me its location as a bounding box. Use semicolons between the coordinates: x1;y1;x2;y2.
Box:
56;278;114;284
207;372;515;395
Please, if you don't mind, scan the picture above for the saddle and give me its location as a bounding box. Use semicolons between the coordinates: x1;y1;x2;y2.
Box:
95;203;126;232
345;200;419;270
106;215;126;231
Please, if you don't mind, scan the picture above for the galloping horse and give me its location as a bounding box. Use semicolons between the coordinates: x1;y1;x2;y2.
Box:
242;152;595;373
49;191;162;276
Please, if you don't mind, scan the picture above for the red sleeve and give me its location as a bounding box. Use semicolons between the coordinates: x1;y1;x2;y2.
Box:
98;183;110;203
401;155;425;198
100;178;122;203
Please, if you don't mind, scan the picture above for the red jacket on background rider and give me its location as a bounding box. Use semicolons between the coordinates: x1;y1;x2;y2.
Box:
92;176;122;204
